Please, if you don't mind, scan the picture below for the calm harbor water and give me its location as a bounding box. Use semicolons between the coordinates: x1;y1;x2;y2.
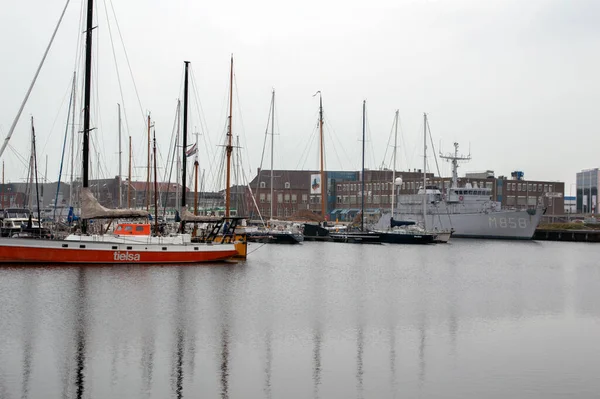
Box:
0;240;599;398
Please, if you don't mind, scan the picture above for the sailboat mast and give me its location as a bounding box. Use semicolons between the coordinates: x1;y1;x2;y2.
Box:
194;131;199;217
361;100;366;232
31;117;41;226
175;100;181;209
225;55;234;218
181;61;190;212
70;71;76;207
128;136;132;208
270;89;275;220
118;104;122;208
423;113;428;230
318;92;325;220
391;110;398;219
153;132;159;236
81;0;94;233
146;114;151;211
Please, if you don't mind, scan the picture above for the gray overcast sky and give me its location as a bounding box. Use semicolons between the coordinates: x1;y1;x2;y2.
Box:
1;0;598;193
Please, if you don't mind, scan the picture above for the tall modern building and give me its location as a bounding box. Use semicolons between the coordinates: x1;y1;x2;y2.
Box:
576;168;599;213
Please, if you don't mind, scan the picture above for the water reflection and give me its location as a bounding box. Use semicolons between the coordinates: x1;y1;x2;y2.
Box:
75;268;88;399
263;330;273;399
0;242;599;398
20;273;35;399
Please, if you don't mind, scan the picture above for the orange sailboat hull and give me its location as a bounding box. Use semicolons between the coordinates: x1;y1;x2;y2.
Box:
0;238;238;264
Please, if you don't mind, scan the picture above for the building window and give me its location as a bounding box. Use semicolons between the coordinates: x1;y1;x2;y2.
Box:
302;194;308;203
549;184;553;193
260;193;265;203
337;184;342;191
284;182;290;189
260;182;266;189
267;194;271;203
544;184;548;192
284;194;290;203
538;184;542;192
517;183;522;191
528;184;532;191
291;194;297;203
374;195;380;204
277;193;283;203
350;196;357;204
337;196;342;204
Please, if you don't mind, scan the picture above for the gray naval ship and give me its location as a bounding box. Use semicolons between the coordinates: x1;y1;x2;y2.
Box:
374;145;544;239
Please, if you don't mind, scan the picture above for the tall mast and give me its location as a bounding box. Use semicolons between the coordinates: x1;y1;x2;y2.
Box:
181;61;190;213
118;104;122;208
175;100;181;209
128;136;132;208
146;114;151;211
194;131;199;217
32;117;41;228
225;55;234;218
270;89;275;221
316;91;326;219
81;0;94;234
70;72;76;207
361;100;366;232
27;119;34;209
423;113;428;230
43;154;47;208
391;110;398;220
153;132;159;236
1;161;4;208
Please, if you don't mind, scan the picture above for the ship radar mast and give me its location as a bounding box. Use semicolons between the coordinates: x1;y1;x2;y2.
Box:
439;142;471;189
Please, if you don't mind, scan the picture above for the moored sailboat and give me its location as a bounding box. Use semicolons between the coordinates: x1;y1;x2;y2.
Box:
0;0;238;264
373;110;435;245
247;89;303;244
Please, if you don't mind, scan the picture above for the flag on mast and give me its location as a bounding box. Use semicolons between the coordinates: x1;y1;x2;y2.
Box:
185;143;197;157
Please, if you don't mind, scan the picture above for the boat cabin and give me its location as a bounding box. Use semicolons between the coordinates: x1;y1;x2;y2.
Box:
114;223;151;236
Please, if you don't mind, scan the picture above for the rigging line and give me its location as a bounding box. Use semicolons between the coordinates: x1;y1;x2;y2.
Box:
380;114;396;170
323;120;346;172
72;0;85;72
295;123;318;170
255;94;274;198
426;118;442;178
7;145;30;169
102;0;132;153
189;67;218;188
323;112;353;169
233;71;252;175
189;66;212;147
0;0;72;160
40;77;73;155
364;108;377;171
55;80;75;222
161;101;180;184
107;0;146;127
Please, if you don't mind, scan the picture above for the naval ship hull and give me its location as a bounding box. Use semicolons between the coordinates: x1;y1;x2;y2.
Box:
377;209;543;239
